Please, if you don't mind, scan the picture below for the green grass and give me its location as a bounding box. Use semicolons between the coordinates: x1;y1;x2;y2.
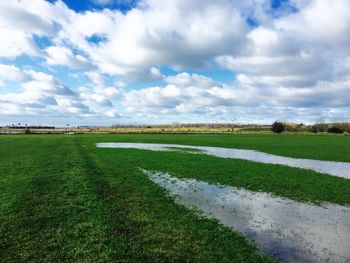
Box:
166;146;205;153
0;135;274;262
109;149;350;206
82;133;350;162
0;134;349;262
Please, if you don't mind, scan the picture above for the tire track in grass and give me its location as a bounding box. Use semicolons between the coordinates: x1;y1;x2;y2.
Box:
77;138;276;262
0;136;275;262
0;137;120;262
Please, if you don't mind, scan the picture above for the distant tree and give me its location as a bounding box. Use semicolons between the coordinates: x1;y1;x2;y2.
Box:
315;118;328;132
310;125;318;133
327;126;344;134
271;121;285;133
24;128;31;134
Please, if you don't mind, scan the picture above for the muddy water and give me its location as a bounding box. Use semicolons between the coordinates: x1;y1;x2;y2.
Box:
141;169;350;263
96;143;350;179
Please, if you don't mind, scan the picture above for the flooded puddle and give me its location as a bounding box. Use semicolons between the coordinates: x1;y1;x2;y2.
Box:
96;143;350;179
141;169;350;263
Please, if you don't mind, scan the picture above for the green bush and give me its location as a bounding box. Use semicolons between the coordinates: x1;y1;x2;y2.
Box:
328;127;344;134
310;125;320;133
271;121;285;133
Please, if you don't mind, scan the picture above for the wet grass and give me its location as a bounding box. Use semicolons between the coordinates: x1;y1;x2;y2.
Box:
166;146;205;153
110;149;350;206
0;135;273;262
0;133;349;262
86;134;349;205
79;133;350;162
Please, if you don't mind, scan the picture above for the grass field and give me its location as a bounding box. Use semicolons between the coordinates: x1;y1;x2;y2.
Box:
0;134;349;262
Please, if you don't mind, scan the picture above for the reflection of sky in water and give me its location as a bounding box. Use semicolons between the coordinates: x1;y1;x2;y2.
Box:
141;169;350;263
96;143;350;179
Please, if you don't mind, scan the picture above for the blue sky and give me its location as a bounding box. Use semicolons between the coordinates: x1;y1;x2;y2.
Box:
53;0;139;13
0;0;349;126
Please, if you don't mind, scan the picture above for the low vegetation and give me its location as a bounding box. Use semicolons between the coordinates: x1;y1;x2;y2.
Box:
1;122;349;135
271;121;285;133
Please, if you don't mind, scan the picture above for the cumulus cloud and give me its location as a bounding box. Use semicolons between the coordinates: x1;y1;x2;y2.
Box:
78;85;121;117
0;69;122;119
0;0;349;124
79;71;123;117
124;73;256;115
122;71;350;123
45;46;94;70
0;64;27;86
55;0;248;77
216;0;350;93
0;2;53;36
0;0;64;58
216;25;330;88
276;0;350;50
0;70;87;116
0;28;39;58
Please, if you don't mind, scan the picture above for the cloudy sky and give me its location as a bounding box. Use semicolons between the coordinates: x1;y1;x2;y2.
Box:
0;0;349;126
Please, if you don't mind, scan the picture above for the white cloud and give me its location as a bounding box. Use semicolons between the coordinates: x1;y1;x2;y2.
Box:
276;0;350;50
0;64;27;86
269;78;350;108
56;0;248;77
1;70;90;117
0;2;53;36
0;28;39;58
0;0;65;58
123;73;256;115
122;72;350;123
218;51;328;87
78;74;122;118
0;66;122;120
215;0;350;92
165;72;216;88
78;86;121;117
45;46;93;70
0;0;349;124
86;72;105;87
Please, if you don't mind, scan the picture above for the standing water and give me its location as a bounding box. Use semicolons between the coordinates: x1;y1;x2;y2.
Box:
96;143;350;179
141;169;350;263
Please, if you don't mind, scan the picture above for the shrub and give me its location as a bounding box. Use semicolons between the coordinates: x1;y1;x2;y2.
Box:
309;123;329;133
316;123;328;132
310;125;318;133
334;122;350;133
24;128;31;134
285;123;300;132
271;121;285;133
328;126;344;134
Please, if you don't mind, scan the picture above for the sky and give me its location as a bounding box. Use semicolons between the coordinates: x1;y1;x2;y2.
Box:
0;0;349;126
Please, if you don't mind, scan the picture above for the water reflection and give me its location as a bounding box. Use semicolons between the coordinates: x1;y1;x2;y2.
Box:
141;169;350;263
96;143;350;179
